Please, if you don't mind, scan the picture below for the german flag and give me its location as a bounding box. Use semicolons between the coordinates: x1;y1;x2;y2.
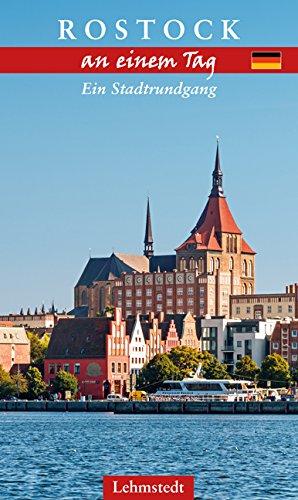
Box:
251;51;282;70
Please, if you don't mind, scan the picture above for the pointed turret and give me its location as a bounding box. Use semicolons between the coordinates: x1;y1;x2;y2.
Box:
144;197;154;258
210;137;224;198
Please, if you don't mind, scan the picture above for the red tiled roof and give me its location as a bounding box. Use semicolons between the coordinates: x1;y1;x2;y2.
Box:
177;196;255;253
241;238;256;255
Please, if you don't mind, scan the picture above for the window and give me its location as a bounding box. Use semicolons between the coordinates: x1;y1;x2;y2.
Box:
118;363;121;373
248;261;253;277
229;257;234;270
242;283;247;294
81;290;88;306
136;289;142;296
267;306;272;313
63;364;70;372
167;288;173;296
237;354;242;361
237;341;242;347
246;307;251;314
189;257;195;270
278;306;282;313
126;289;132;297
177;299;183;306
242;260;247;276
199;287;205;297
123;363;127;373
187;298;194;306
288;305;293;313
198;257;204;273
74;363;80;375
292;355;297;362
146;288;152;296
49;364;55;375
126;300;132;308
167;299;173;306
215;258;220;270
177;288;183;296
292;330;298;337
180;258;186;271
187;287;194;295
236;307;240;315
156;304;163;312
136;300;142;308
210;257;214;273
292;343;298;349
146;299;152;307
272;343;279;349
248;283;253;295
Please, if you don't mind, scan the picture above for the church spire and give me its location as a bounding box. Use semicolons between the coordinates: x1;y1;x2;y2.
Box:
210;137;224;197
144;197;154;258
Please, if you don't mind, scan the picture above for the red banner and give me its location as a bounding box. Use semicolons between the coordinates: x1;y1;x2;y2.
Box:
103;476;195;499
0;47;298;73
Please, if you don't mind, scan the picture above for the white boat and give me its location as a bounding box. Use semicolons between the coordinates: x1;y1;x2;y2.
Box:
152;366;258;402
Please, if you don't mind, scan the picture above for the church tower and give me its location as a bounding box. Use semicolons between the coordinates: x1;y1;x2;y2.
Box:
176;139;256;316
144;197;154;258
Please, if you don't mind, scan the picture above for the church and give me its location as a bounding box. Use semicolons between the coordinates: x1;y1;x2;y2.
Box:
73;141;255;318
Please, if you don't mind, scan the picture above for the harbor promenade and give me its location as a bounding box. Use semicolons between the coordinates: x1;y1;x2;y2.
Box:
0;400;298;414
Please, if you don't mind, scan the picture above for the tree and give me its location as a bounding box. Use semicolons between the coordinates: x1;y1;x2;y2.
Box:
138;354;179;391
0;366;15;399
52;370;78;397
259;353;291;388
234;355;260;381
27;332;50;372
198;351;230;379
11;372;28;398
168;346;201;378
26;366;47;399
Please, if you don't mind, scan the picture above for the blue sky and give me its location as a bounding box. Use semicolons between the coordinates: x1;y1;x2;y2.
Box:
0;0;298;313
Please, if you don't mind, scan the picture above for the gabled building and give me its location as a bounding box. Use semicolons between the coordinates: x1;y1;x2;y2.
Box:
0;326;30;373
44;308;130;399
271;319;298;369
127;315;146;376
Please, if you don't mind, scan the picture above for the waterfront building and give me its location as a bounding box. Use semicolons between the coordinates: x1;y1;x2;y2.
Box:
270;319;298;369
200;317;276;372
44;308;130;399
74;142;255;319
0;326;30;373
230;283;298;320
127;315;146;376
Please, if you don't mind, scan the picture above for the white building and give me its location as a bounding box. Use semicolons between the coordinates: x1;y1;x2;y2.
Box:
129;315;146;378
200;316;277;372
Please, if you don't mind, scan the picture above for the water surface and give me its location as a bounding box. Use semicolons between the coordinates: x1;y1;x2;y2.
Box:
0;413;297;499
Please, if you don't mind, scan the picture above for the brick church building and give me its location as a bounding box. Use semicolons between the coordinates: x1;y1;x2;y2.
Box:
73;141;256;318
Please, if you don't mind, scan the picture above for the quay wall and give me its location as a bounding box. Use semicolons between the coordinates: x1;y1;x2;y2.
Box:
0;401;297;414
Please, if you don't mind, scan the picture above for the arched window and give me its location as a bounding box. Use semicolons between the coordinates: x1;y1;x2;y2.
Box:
180;258;186;271
226;235;230;253
210;257;214;273
248;283;253;294
81;290;88;306
233;235;237;253
229;257;234;270
215;258;220;270
189;257;195;270
248;261;253;277
99;287;105;313
198;257;204;274
242;283;247;294
242;259;247;276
